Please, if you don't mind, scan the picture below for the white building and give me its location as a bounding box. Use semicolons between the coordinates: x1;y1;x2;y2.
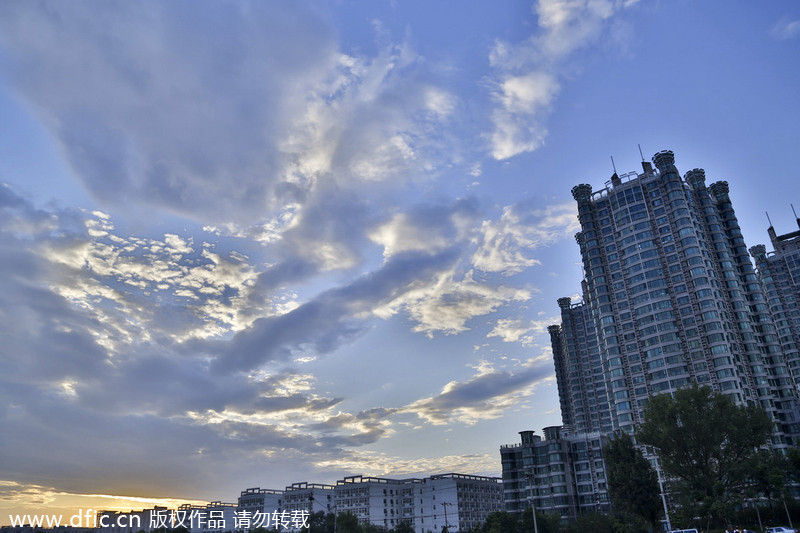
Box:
416;474;503;533
98;507;170;533
334;475;418;531
332;473;501;533
283;482;336;517
236;487;284;531
175;502;237;533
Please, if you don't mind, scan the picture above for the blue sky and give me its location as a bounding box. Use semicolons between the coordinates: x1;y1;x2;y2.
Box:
1;0;799;521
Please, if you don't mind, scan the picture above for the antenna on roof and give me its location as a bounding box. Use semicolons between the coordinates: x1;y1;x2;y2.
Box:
638;145;653;173
611;156;617;174
766;211;773;227
792;204;798;219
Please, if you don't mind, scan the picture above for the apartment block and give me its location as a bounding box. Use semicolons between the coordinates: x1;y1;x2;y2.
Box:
549;294;612;435
283;482;336;517
554;150;799;444
334;475;418;531
332;473;501;533
500;427;609;520
415;474;503;533
750;218;800;403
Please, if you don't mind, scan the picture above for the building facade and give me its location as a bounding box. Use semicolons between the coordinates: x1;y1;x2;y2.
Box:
174;502;238;533
334;475;418;531
236;487;284;530
750;218;800;394
500;427;609;520
553;150;799;445
549;293;612;435
416;474;503;533
332;473;501;533
283;482;336;517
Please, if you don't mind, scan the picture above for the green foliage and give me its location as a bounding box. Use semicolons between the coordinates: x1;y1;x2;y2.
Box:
603;431;662;528
636;385;772;521
303;511;335;533
392;521;414;533
335;512;362;533
480;510;521;533
743;448;789;500
561;512;625;533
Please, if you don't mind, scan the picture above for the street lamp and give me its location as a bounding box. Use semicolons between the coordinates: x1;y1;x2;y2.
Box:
654;455;672;532
526;467;539;533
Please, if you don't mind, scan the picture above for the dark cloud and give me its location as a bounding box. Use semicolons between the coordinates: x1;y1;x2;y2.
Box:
209;246;462;373
0;191;383;497
0;0;337;223
405;362;553;425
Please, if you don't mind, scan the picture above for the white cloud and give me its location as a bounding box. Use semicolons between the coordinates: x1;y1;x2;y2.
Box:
486;316;559;345
487;0;637;160
472;201;579;274
771;17;800;40
0;1;459;232
402;358;553;425
388;270;531;336
498;72;559;114
313;451;499;478
32;210;278;349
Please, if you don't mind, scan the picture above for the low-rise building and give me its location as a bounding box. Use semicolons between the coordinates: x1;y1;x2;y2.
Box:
283;482;336;518
175;502;238;533
98;507;170;533
334;475;418;531
332;473;501;533
415;473;502;533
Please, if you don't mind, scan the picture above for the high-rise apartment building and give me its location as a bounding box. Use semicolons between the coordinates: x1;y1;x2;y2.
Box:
750;219;800;391
549;293;612;436
551;150;800;444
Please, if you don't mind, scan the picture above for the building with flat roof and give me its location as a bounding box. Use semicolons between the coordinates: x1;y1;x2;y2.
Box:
331;473;501;533
175;502;238;533
283;482;336;517
334;475;419;531
236;487;284;530
415;473;503;533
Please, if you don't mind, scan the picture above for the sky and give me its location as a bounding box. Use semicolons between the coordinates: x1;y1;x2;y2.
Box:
1;0;799;523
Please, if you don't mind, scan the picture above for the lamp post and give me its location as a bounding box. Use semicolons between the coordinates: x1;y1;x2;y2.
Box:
654;456;672;532
526;467;539;533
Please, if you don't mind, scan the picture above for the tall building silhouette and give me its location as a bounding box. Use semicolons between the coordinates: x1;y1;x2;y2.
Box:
550;150;800;445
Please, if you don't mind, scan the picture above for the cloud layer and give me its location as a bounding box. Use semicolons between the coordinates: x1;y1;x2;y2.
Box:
0;0;599;510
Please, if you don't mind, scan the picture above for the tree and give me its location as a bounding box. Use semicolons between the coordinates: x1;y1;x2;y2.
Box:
636;385;772;521
303;511;335;533
562;511;624;533
518;508;560;533
479;511;520;533
335;512;363;533
391;521;414;533
604;431;663;529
